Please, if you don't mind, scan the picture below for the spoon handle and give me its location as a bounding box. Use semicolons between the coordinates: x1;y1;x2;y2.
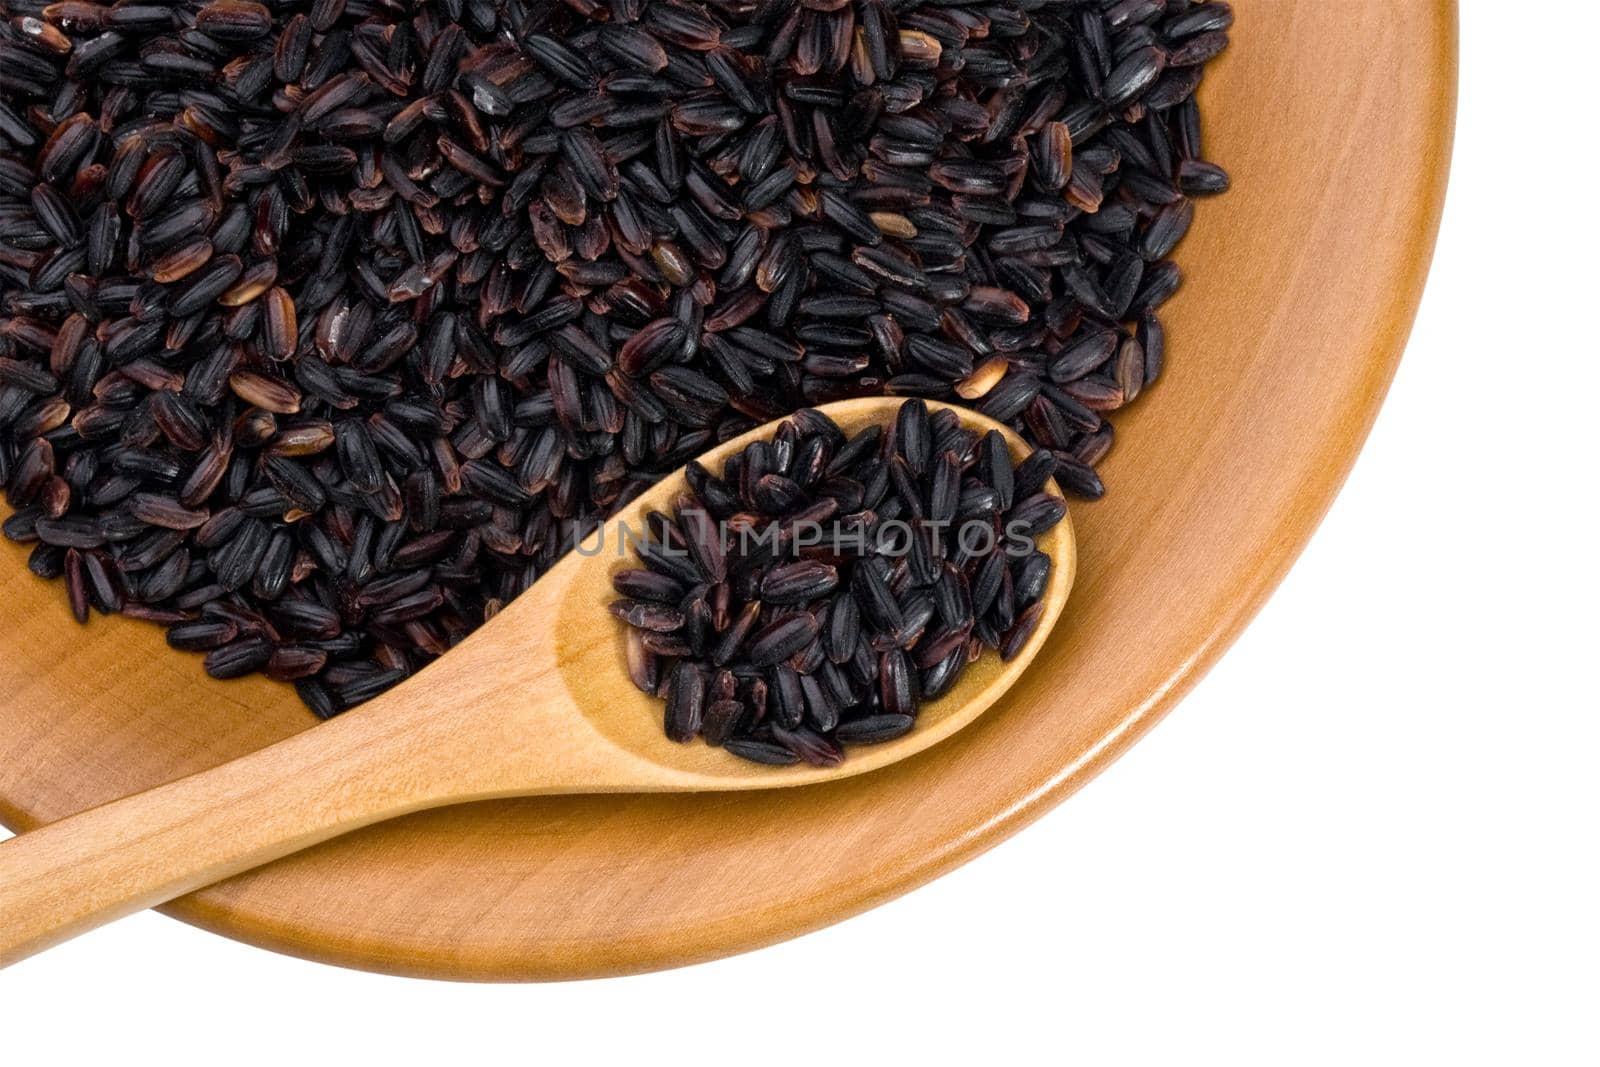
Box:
0;688;508;969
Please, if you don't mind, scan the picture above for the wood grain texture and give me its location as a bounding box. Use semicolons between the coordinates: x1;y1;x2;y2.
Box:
0;0;1458;980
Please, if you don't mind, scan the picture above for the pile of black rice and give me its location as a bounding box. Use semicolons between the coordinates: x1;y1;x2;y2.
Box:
0;0;1230;719
612;399;1069;766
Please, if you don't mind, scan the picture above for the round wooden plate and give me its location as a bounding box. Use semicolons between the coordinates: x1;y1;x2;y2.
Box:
0;1;1457;980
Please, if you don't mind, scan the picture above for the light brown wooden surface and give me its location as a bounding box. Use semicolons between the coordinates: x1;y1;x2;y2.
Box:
0;0;1458;980
0;399;1072;967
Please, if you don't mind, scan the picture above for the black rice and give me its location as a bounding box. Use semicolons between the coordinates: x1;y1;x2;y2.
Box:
611;400;1065;765
0;0;1228;719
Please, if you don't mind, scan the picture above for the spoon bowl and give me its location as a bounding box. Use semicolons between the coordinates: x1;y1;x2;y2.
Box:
0;397;1074;964
546;396;1077;788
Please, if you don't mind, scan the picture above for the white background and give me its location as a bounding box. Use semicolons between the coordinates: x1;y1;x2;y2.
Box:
3;8;1597;1064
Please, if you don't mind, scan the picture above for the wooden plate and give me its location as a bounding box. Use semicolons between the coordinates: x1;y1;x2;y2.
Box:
0;1;1457;980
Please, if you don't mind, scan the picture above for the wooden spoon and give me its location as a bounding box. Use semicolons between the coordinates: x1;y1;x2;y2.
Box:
0;397;1075;967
